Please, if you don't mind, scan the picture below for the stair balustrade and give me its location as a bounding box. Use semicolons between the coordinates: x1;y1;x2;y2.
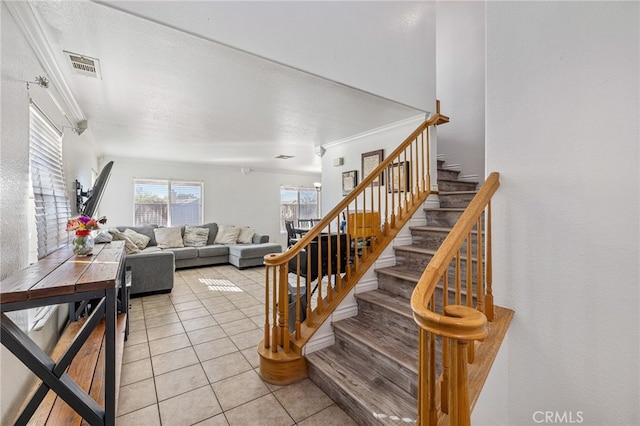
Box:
410;172;500;426
258;105;449;384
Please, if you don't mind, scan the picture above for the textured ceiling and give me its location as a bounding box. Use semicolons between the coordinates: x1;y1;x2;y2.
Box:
31;1;424;174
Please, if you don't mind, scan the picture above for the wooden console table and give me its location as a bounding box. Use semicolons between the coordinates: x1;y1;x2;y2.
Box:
0;241;126;426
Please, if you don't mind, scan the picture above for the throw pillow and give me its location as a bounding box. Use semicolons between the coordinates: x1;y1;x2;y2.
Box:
237;227;256;244
109;229;141;254
124;228;151;250
154;227;185;249
183;225;209;247
214;225;241;244
94;230;113;243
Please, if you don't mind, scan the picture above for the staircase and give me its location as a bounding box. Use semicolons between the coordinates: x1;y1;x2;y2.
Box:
306;160;511;425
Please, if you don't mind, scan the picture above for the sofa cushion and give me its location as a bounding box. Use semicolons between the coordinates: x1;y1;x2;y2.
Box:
109;229;141;254
197;245;229;258
237;227;256;244
124;228;151;249
117;225;158;246
228;243;282;259
154;227;185;249
165;247;198;260
214;225;241;244
183;225;209;247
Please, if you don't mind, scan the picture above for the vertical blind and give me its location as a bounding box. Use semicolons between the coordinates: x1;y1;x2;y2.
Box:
29;102;71;259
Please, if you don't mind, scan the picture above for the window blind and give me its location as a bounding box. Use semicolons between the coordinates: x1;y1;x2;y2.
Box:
29;103;71;259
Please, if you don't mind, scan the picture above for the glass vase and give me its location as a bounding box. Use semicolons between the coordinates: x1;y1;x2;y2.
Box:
73;230;94;256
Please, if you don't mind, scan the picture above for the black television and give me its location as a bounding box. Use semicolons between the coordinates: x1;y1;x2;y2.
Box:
77;161;113;218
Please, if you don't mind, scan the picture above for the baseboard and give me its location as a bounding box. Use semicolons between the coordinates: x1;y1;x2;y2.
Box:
304;329;335;355
355;276;378;294
458;174;479;182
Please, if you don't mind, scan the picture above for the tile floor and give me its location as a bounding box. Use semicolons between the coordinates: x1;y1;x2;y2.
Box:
117;264;356;426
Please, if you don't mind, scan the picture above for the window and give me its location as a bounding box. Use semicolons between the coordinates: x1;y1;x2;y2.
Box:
27;102;70;331
29;102;71;259
280;186;318;232
134;179;203;226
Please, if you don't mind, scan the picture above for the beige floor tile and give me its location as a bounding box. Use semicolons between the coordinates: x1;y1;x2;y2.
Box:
177;306;210;321
117;377;157;416
230;297;261;309
170;293;199;304
125;329;148;346
159;385;222;426
128;309;145;322
182;315;218;332
219;318;258;336
204;301;238;315
155;363;209;401
116;404;161;426
211;370;270;411
193;337;238;362
122;342;150;364
187;325;227;345
239;304;264;317
228;328;263;350
240;347;260;368
144;311;181;328
128;318;146;332
121;357;154;386
148;332;191;356
146;321;185;341
142;296;172;308
273;379;333;422
174;299;205;312
193;413;229;425
151;346;199;375
248;315;264;328
224;394;294;426
212;309;246;324
296;404;358;426
201;352;252;383
143;304;176;318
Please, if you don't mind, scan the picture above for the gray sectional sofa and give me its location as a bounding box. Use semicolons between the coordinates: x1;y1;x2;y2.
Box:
106;223;281;296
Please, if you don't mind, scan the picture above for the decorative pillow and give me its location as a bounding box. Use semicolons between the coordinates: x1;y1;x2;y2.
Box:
94;230;113;243
237;227;256;244
183;225;209;247
124;228;151;250
109;229;140;254
154;227;185;249
214;225;241;244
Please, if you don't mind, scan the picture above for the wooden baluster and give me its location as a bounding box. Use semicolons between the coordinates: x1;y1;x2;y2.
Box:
476;217;485;314
485;202;494;321
390;164;396;229
279;265;290;353
448;338;471;426
327;227;333;303
426;129;431;192
270;266;278;352
384;171;390;236
420;131;426;194
294;256;301;339
316;236;323;314
410;141;415;206
455;250;461;305
466;234;475;363
264;266;271;349
306;250;313;326
441;274;449;414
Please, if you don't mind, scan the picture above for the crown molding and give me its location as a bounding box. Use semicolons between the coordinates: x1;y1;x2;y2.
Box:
5;1;86;125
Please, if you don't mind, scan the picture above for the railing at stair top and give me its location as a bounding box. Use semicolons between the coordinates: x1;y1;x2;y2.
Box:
410;172;500;426
259;107;449;385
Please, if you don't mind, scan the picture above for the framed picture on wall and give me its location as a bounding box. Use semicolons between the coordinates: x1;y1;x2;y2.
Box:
387;161;410;193
361;149;384;187
342;170;358;196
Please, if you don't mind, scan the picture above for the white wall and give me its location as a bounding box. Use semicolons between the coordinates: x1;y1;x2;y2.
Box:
103;1;437;112
486;2;639;425
1;4;99;422
436;1;485;182
99;156;320;250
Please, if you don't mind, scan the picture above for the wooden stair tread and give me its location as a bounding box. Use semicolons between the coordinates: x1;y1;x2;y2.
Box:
439;191;477;195
333;316;418;373
410;225;481;234
424;207;466;212
356;290;413;320
437;178;478;184
375;266;422;283
307;346;417;423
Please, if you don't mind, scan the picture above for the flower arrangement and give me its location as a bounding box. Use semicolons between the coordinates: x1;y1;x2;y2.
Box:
66;215;106;232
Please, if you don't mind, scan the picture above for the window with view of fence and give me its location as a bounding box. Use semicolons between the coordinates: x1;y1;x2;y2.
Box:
134;179;203;227
280;186;318;232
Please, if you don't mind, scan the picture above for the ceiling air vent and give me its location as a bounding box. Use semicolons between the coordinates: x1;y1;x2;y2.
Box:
64;51;102;79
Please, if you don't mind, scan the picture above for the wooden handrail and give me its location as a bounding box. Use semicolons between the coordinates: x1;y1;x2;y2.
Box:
259;106;448;385
410;172;500;426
